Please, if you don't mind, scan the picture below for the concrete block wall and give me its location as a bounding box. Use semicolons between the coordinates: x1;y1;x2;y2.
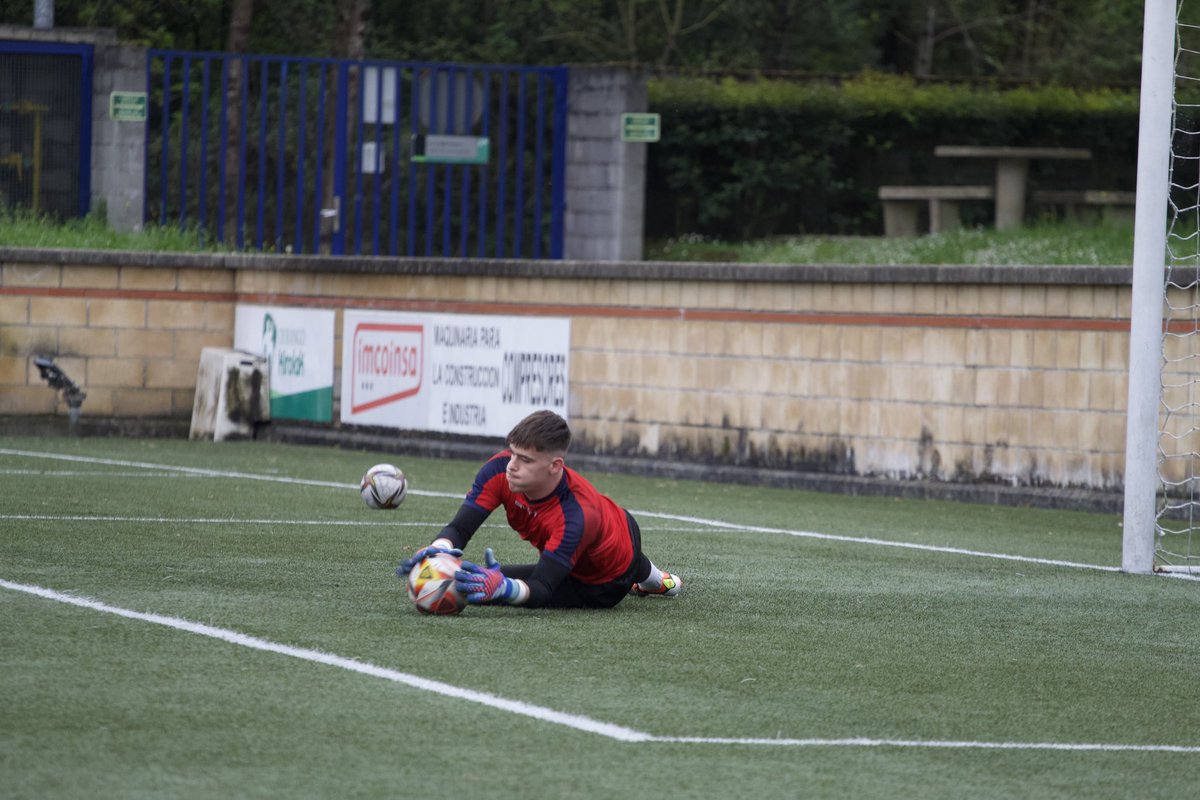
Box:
90;38;146;232
0;249;1138;492
565;67;647;262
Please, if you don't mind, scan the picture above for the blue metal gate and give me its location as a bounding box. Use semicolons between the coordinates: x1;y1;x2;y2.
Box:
145;51;567;258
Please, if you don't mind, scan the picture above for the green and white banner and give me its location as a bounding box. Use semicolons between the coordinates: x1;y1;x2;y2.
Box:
235;305;335;422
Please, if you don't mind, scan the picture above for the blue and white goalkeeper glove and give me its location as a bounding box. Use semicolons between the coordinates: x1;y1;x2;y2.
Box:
455;548;526;604
395;542;462;579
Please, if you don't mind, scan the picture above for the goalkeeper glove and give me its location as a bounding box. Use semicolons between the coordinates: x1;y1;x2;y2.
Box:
395;542;463;579
455;548;525;604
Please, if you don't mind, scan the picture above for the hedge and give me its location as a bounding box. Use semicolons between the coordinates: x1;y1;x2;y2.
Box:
645;72;1141;239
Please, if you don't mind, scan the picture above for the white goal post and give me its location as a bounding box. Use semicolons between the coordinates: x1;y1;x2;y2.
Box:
1123;0;1200;574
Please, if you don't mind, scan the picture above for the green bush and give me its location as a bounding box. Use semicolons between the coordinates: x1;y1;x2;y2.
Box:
647;72;1140;238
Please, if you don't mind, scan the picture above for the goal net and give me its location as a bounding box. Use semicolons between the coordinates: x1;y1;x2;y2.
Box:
1124;0;1200;574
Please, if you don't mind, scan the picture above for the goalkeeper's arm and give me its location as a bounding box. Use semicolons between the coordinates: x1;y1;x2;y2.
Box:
433;503;489;550
397;504;489;578
455;550;570;607
492;553;571;608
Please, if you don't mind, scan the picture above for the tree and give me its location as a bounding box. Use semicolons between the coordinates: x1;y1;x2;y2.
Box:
223;0;254;243
0;0;1147;87
878;0;1141;82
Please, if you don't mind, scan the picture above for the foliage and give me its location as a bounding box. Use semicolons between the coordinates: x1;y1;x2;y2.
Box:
0;206;224;251
0;0;1147;84
646;220;1136;266
646;73;1140;238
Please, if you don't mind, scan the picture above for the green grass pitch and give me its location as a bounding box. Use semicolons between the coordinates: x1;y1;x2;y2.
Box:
1;436;1197;799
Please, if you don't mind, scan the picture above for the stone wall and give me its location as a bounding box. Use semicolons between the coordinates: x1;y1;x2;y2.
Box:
564;66;649;262
0;248;1136;492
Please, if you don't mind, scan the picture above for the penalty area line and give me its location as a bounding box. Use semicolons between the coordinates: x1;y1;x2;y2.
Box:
8;449;1197;580
646;736;1200;753
632;509;1128;575
0;577;650;743
3;579;1198;754
0;448;459;499
0;513;447;527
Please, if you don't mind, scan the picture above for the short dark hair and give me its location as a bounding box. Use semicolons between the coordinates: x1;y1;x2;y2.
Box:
507;410;571;454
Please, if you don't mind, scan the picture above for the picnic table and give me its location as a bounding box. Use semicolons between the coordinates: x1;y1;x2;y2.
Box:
934;145;1093;229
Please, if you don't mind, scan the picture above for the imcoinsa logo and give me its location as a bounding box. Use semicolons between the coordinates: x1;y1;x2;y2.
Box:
350;323;423;413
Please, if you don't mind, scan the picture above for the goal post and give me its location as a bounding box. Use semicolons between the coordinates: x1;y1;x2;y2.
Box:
1123;0;1196;573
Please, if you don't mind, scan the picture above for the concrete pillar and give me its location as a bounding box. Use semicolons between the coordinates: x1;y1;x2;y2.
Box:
91;39;145;232
565;66;647;262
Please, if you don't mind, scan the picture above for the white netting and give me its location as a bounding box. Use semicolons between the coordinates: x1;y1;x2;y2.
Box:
1157;1;1200;571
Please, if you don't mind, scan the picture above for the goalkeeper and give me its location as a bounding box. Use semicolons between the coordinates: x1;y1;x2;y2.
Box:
396;410;681;608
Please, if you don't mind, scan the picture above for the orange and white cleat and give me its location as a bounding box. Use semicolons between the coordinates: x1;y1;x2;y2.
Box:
630;572;682;597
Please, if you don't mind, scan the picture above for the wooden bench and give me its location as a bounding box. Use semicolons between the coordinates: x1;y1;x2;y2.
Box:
878;185;995;237
1032;190;1136;222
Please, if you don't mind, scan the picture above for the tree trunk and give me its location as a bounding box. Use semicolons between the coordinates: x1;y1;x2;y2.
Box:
223;0;253;244
915;2;936;78
1020;0;1039;79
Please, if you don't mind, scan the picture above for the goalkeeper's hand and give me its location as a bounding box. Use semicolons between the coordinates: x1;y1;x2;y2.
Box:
455;548;523;604
395;543;463;579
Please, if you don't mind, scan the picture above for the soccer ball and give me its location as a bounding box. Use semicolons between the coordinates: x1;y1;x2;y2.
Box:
407;552;466;615
360;463;408;509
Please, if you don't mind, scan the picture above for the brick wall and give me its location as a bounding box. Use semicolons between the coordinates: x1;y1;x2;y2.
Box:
0;249;1136;491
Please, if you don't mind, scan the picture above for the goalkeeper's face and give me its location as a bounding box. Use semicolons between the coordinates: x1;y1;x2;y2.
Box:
506;444;564;498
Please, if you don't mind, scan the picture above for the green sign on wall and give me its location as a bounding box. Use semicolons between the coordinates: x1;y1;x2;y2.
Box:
109;91;147;122
620;113;660;142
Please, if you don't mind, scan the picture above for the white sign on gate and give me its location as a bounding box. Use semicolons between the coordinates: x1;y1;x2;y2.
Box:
340;309;570;437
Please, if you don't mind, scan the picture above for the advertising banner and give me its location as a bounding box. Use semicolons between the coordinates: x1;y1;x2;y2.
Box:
234;305;335;422
340;310;570;437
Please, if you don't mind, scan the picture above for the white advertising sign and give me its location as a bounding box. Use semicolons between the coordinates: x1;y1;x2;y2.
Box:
340;310;570;436
235;305;335;422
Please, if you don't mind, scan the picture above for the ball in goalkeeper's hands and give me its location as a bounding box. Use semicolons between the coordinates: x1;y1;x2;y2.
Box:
360;463;408;509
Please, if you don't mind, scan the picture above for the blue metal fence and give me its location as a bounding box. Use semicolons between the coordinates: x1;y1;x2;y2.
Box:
145;50;567;258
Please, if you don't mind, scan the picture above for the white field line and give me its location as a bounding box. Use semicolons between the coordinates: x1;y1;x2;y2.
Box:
630;509;1126;574
0;577;650;743
1;514;442;527
0;447;1116;573
6;447;1200;581
649;735;1200;752
3;577;1198;754
0;469;215;477
0;511;719;535
0;448;456;498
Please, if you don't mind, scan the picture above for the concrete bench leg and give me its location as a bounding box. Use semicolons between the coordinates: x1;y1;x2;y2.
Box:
994;158;1030;230
929;200;963;234
882;200;919;237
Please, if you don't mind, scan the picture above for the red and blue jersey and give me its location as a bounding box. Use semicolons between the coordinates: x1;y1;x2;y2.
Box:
465;450;634;585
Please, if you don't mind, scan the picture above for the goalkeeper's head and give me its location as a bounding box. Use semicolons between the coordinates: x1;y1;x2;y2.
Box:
507;410;571;456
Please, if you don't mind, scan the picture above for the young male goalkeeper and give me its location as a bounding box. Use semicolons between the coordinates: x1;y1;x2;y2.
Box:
396;410;682;609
